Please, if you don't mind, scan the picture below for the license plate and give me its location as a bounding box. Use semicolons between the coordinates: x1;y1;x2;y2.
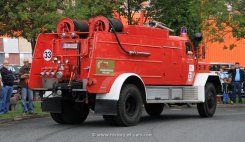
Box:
62;43;78;49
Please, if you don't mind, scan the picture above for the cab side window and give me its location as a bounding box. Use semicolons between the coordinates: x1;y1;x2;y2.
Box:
185;42;193;55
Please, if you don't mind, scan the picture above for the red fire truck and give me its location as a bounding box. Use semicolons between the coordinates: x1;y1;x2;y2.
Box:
29;16;221;126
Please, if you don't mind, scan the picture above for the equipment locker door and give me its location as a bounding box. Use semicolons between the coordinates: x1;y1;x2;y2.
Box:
163;44;182;85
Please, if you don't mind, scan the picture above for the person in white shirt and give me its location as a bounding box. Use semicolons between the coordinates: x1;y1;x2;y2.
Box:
219;68;229;103
219;68;228;84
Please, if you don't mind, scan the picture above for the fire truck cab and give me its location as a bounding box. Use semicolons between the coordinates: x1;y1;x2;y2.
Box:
29;16;221;126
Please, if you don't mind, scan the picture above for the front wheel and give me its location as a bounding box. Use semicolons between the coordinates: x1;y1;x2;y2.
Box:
197;83;217;117
114;84;143;126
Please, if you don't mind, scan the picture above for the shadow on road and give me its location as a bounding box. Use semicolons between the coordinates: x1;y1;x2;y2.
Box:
140;114;200;123
74;113;200;128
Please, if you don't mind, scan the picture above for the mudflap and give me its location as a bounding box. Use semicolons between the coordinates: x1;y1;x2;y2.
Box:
41;97;62;113
95;99;118;115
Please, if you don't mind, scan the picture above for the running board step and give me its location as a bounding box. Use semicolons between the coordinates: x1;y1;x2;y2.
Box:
146;86;198;103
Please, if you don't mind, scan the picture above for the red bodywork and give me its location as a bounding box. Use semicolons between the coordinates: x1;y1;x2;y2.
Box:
29;16;209;94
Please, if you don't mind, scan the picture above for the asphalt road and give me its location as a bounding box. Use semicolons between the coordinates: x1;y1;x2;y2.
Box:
0;106;245;142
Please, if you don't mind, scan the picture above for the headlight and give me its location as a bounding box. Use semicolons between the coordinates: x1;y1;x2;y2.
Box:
56;71;63;79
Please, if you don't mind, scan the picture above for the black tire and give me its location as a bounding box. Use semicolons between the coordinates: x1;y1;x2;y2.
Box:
145;103;164;116
197;83;217;117
114;84;143;126
50;113;65;124
51;101;89;124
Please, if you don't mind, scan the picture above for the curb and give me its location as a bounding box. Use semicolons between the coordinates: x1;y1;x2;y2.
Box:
166;103;245;109
217;104;245;108
0;113;50;124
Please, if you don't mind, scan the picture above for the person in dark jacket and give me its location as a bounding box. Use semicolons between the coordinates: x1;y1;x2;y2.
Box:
19;58;34;114
0;59;15;114
229;62;244;103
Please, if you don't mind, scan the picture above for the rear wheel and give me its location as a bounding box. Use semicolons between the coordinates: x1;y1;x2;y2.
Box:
145;103;164;116
50;101;89;124
197;83;217;117
114;84;143;126
50;113;65;124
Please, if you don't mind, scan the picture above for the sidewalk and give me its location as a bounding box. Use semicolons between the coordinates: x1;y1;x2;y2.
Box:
217;103;245;108
0;101;49;124
0;113;50;124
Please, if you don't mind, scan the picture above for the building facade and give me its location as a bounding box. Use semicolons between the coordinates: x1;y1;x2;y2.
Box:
0;37;32;65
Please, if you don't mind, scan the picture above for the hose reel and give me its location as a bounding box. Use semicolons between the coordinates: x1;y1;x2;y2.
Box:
89;16;123;33
57;18;89;38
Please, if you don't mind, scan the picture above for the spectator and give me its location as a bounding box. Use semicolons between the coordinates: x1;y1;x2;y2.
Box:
223;78;229;104
219;68;228;86
227;77;234;104
228;65;235;74
19;58;34;114
229;62;244;104
219;68;229;103
0;59;15;114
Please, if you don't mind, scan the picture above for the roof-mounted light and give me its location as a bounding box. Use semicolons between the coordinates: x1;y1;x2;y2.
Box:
181;27;187;33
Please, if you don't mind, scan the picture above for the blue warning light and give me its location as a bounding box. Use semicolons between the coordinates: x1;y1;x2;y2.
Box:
181;27;187;33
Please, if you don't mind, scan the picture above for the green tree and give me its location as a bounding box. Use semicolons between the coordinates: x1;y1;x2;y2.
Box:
116;0;147;25
150;0;202;42
150;0;244;49
63;0;120;20
0;0;63;52
201;0;244;49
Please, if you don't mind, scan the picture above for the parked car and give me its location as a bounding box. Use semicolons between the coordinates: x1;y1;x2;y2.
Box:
11;65;22;95
209;62;234;74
